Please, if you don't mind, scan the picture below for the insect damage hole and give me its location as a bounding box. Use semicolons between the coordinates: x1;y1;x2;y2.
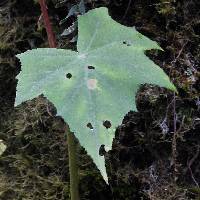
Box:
88;66;95;70
66;73;72;79
87;122;93;130
99;144;106;156
123;41;131;46
103;120;112;129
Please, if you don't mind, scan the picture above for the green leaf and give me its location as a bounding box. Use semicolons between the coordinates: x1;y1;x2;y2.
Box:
15;7;176;183
0;140;6;156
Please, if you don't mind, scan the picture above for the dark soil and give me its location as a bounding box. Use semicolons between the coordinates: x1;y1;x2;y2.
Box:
0;0;199;199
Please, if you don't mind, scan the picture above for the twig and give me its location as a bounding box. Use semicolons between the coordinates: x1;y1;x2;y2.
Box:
187;145;200;187
172;92;178;181
171;41;188;65
122;0;132;20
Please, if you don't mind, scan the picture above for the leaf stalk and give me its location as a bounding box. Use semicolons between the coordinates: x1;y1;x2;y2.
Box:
39;0;57;48
66;125;80;200
38;1;80;198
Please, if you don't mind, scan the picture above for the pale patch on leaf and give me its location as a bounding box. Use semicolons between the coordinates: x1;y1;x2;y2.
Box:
87;79;97;90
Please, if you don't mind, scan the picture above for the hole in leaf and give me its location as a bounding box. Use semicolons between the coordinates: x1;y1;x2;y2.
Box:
88;66;95;70
66;73;72;79
123;41;131;46
87;123;93;130
99;144;106;156
103;120;111;129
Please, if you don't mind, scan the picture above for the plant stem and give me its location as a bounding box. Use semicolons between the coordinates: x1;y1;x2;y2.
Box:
38;1;80;199
39;0;57;48
65;125;80;200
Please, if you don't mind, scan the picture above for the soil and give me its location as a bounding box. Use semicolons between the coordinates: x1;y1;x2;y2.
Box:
0;0;199;199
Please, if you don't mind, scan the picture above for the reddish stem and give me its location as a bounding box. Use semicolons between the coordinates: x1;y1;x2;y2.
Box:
39;0;57;48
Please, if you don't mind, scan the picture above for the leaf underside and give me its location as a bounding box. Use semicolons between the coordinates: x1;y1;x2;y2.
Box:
15;7;175;183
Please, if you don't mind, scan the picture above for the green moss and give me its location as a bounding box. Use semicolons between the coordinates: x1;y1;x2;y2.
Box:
0;42;12;54
155;0;176;15
186;187;200;200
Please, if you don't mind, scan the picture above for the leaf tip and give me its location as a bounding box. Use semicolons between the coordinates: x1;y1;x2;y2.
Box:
102;170;109;184
16;53;22;60
169;83;178;93
164;80;177;93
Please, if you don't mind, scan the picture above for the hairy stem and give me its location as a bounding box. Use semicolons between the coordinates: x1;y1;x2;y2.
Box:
65;125;80;200
39;0;57;48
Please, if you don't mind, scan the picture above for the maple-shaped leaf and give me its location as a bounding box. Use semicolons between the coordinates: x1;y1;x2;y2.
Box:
15;7;176;183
